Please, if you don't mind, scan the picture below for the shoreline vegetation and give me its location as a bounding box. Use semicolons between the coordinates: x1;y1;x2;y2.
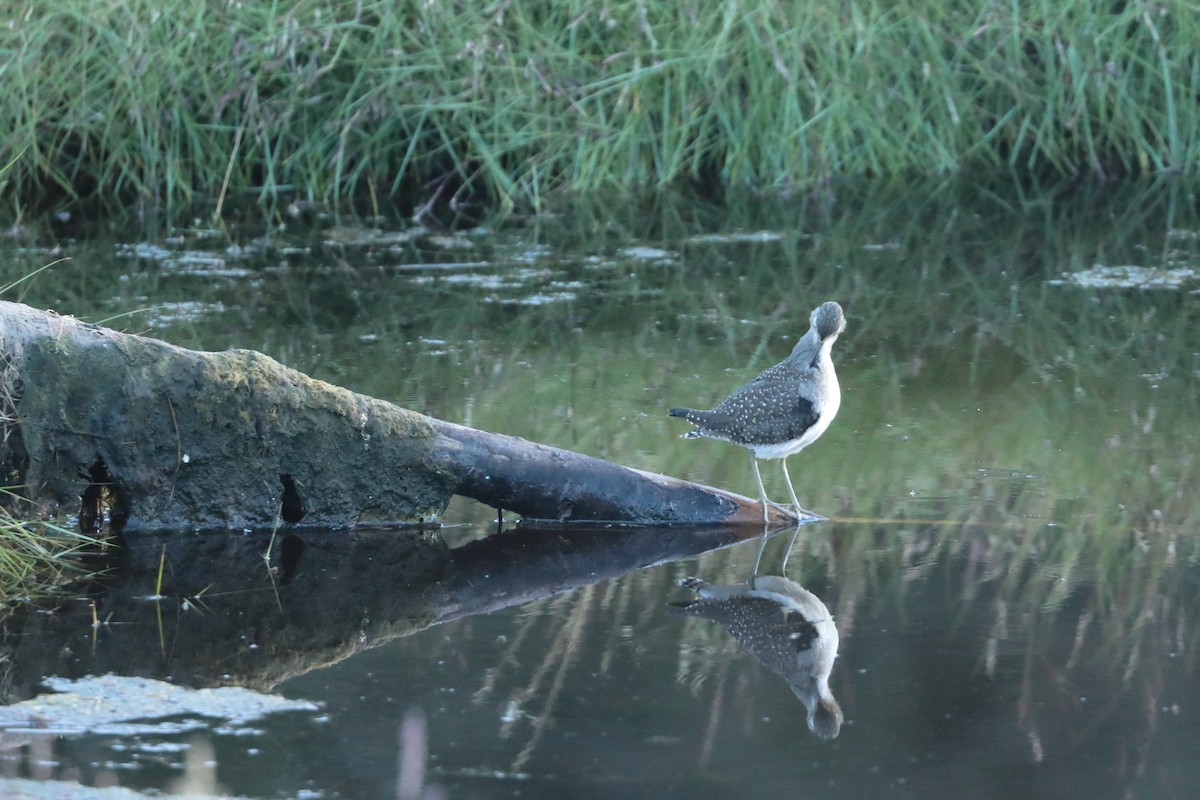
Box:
3;1;1199;219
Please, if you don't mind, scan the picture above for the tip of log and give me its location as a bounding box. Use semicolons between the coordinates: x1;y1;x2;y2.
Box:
720;496;827;527
432;419;837;528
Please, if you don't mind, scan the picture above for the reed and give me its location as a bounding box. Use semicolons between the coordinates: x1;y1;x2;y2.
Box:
3;1;1198;217
0;500;101;601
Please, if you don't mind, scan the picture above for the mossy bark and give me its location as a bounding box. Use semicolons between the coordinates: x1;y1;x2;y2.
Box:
2;301;451;530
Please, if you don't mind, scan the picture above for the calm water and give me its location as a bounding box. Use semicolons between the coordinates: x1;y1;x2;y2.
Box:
1;178;1198;799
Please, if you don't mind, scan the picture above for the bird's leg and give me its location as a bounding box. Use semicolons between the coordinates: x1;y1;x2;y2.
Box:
750;455;771;523
751;533;769;577
778;462;828;520
780;458;805;517
780;526;802;573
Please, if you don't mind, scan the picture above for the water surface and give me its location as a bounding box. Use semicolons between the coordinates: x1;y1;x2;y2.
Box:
1;177;1197;799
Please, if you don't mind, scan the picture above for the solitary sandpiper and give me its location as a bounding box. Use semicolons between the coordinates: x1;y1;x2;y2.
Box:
669;300;846;522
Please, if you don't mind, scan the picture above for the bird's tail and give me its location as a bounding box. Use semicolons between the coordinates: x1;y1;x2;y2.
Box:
669;576;709;613
667;407;705;438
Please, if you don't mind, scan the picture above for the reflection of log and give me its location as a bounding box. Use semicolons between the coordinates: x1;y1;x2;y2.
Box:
0;301;801;531
5;523;764;691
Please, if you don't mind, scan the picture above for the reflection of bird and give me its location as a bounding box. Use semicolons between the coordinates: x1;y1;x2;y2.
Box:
675;575;843;739
669;301;846;521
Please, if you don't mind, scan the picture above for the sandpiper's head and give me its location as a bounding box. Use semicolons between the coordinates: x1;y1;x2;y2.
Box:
810;301;846;341
808;695;844;740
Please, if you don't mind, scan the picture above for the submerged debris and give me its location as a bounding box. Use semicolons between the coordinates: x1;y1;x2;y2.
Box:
1049;264;1198;289
0;675;319;735
685;230;785;243
141;300;227;328
488;291;578;305
115;242;236;275
616;245;675;262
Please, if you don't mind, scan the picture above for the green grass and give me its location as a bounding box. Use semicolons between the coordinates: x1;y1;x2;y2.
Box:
0;498;102;601
2;1;1199;217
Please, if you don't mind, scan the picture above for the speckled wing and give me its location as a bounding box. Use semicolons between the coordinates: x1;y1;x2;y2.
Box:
672;594;821;666
676;375;821;446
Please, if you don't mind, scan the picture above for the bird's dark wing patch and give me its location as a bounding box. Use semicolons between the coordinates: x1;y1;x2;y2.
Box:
783;395;820;440
773;609;819;652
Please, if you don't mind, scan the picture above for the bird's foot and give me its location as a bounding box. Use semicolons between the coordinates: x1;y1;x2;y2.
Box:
790;503;827;522
762;501;800;525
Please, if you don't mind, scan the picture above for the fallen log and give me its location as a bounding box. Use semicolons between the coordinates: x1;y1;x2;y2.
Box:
0;300;804;531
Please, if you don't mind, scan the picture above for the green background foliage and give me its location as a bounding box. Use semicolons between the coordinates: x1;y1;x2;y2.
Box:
3;1;1198;215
